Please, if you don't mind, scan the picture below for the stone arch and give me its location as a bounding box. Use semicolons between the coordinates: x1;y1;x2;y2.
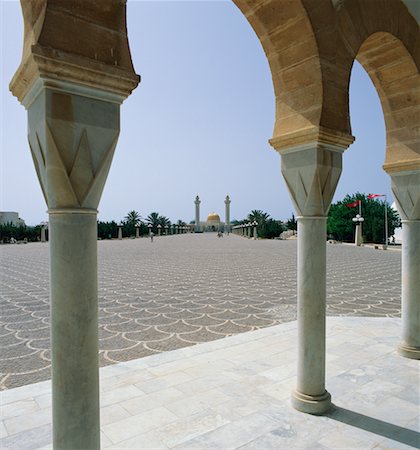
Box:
326;0;419;165
356;32;419;171
289;0;420;151
233;0;326;146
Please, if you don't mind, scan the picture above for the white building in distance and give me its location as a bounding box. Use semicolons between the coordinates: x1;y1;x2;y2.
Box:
0;212;25;227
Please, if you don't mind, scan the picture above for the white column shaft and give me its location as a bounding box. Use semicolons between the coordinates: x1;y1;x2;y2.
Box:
195;201;200;232
50;213;100;449
225;204;230;232
355;224;363;246
296;218;326;394
291;217;331;414
399;220;420;358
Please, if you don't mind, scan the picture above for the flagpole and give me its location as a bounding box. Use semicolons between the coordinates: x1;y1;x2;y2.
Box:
384;195;388;249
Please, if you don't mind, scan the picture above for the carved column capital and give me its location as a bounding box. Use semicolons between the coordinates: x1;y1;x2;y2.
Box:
28;88;120;211
9;1;140;213
278;144;345;217
389;169;420;221
270;127;354;217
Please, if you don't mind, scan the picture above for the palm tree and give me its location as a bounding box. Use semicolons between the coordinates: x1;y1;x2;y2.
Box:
158;216;171;227
246;210;271;239
248;210;270;223
122;211;142;237
286;213;297;235
124;210;142;226
146;212;160;232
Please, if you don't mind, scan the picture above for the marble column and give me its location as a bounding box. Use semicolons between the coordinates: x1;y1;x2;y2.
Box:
22;86;123;449
294;216;330;412
135;226;140;238
41;225;47;243
118;226;123;240
355;223;363;246
390;170;420;359
10;37;138;450
225;195;231;233
50;210;100;448
10;6;139;444
195;195;201;232
271;129;354;414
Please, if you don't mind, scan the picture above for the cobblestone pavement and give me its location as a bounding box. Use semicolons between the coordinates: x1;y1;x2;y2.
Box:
0;234;401;389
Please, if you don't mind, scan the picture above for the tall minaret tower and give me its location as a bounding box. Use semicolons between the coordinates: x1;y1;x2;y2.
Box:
225;195;231;233
194;195;201;232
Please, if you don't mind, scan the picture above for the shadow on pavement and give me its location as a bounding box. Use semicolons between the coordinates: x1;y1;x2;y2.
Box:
326;405;420;448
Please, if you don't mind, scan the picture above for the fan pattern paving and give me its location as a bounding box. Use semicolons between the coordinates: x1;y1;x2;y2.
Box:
0;234;401;389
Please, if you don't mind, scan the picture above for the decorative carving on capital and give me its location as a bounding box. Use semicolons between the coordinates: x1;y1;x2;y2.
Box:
390;170;420;220
28;89;120;210
281;146;343;217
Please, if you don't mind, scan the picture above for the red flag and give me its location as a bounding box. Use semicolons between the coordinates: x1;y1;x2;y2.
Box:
346;199;361;208
368;193;385;199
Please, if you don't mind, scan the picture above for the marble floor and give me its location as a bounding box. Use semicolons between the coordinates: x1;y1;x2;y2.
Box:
1;317;419;449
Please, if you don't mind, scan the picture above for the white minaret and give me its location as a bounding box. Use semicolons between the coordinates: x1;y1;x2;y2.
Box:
194;195;201;232
225;195;231;233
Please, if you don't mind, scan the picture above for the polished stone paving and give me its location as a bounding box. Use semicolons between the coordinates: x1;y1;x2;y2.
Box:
0;234;401;389
1;317;418;449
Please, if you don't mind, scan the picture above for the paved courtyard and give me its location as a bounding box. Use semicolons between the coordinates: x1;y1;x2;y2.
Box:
0;234;401;389
1;317;418;449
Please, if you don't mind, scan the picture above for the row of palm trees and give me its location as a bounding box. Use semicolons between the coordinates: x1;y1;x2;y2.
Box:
232;209;292;239
124;210;186;232
97;211;187;239
117;209;296;240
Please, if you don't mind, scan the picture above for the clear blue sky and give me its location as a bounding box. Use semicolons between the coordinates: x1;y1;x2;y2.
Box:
1;0;391;226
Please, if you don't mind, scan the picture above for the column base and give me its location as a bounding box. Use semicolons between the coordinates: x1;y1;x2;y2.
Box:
291;390;332;415
398;343;420;360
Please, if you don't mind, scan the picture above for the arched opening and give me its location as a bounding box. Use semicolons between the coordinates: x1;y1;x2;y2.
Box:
336;59;388;202
103;0;279;222
353;31;420;360
356;32;419;172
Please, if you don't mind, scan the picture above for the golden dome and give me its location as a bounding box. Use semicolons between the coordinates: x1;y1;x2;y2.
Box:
207;212;221;222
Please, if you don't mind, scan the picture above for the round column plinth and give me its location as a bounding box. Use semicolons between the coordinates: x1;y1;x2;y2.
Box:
398;343;420;360
291;390;332;415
